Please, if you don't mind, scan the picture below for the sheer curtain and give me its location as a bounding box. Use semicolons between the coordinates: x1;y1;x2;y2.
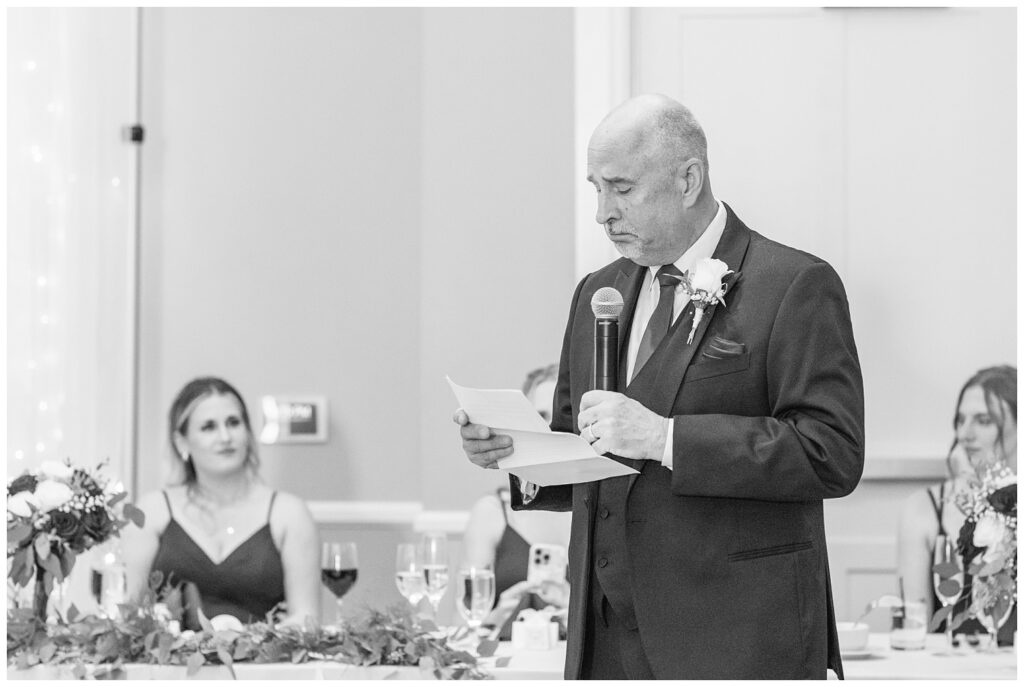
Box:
8;8;138;501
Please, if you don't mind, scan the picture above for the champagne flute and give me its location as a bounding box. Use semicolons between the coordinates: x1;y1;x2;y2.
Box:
456;567;496;633
931;534;965;655
420;533;450;617
321;542;358;624
972;584;1013;652
395;543;426;608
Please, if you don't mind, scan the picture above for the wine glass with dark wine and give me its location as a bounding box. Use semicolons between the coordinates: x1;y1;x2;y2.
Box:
931;533;964;655
321;541;358;624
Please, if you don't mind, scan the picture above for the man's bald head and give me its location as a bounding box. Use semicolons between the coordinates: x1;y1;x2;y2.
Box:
586;94;717;266
592;94;709;177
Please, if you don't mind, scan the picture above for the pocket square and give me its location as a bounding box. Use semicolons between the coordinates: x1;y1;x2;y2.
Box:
703;336;746;359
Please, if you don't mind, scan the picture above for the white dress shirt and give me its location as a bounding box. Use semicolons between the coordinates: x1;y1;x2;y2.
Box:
623;201;727;470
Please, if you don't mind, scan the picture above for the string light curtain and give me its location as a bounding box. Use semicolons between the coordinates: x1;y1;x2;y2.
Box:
8;8;138;488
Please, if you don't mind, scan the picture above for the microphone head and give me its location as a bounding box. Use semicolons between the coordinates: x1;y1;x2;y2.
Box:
591;287;624;320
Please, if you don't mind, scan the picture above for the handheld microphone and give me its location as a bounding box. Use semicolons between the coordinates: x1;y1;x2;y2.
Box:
591;287;624;391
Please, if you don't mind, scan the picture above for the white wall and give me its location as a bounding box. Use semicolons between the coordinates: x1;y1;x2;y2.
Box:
633;6;1016;465
138;8;576;510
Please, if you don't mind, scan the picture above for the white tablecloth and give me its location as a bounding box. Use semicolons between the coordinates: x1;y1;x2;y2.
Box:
7;634;1016;680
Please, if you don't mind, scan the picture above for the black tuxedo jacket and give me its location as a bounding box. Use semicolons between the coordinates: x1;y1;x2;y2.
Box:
513;204;864;679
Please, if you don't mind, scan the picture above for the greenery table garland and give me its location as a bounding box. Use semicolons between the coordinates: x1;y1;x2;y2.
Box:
7;601;502;680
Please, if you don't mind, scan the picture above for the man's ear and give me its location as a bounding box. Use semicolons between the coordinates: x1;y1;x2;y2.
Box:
677;158;704;207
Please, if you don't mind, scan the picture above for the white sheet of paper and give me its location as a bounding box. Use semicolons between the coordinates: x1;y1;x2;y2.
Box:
447;376;639;486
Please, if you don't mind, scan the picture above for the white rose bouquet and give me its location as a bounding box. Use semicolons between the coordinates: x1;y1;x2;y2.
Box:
7;459;145;621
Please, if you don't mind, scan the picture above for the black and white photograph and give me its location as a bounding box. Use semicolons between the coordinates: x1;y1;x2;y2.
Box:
5;3;1018;681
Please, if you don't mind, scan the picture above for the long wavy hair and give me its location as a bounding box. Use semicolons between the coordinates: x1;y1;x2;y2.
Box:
947;365;1017;475
167;377;260;485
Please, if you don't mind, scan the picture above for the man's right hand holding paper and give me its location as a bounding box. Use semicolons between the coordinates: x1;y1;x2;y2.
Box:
453;408;513;469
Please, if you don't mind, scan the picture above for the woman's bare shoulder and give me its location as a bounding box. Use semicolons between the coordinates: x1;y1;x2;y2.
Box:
268;490;315;525
132;489;173;532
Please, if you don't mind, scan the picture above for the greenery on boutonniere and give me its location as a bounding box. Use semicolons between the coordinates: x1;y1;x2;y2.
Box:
7;573;501;680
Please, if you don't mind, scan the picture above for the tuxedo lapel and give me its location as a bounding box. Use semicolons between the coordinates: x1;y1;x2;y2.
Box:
646;204;751;414
613;262;645;389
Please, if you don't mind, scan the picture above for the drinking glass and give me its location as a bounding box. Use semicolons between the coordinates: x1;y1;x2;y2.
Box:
419;533;450;616
395;543;426;608
321;542;359;624
890;600;927;650
456;567;496;632
972;585;1013;652
931;534;965;655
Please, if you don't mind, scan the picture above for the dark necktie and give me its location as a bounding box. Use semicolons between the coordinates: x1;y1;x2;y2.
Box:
631;264;684;383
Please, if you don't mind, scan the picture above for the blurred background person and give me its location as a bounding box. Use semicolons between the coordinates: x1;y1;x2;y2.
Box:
462;364;571;639
123;377;320;629
897;365;1016;644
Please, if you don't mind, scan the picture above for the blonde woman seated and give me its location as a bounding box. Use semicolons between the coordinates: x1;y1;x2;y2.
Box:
897;365;1016;643
124;377;320;629
462;364;572;639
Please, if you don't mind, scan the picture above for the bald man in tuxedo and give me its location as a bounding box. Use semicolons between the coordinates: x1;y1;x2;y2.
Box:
455;94;864;679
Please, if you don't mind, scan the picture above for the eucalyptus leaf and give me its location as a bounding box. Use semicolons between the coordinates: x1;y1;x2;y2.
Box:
34;533;51;561
928;605;953;632
932;560;962;578
186;651;205;676
475;638;499;657
123;502;146;528
8;522;33;544
937;578;962;599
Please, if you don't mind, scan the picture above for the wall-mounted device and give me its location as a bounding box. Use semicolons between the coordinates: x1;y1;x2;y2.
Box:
260;395;328;444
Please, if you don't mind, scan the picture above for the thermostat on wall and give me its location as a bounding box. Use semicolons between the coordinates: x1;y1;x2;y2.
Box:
260;396;328;444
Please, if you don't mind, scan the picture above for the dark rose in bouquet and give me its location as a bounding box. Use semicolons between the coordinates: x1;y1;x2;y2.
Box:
83;507;113;540
9;474;38;496
956;519;982;567
987;484;1016;515
49;509;89;551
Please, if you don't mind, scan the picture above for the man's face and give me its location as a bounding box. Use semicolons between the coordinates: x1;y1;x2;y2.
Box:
586;128;690;267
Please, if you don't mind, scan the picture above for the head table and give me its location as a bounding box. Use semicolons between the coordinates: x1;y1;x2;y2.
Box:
7;633;1016;680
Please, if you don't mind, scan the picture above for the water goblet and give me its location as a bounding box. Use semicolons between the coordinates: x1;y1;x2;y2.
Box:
456;567;496;633
395;543;426;608
420;533;450;617
972;584;1013;652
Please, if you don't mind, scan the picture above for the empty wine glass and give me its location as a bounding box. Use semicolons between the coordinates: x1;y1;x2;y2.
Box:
456;567;496;632
395;543;426;608
931;534;965;655
321;541;358;624
420;533;450;617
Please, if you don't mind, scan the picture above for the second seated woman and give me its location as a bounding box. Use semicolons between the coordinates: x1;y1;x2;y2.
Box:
124;377;320;628
897;365;1016;644
462;364;572;639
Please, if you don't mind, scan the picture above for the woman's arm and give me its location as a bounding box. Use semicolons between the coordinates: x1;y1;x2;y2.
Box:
462;494;505;569
272;493;321;625
897;488;937;605
121;490;168;601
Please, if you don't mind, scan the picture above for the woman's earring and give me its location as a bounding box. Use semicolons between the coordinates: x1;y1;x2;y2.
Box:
181;450;190;462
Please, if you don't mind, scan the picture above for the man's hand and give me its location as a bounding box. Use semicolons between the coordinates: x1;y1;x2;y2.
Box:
453;408;513;469
577;390;669;461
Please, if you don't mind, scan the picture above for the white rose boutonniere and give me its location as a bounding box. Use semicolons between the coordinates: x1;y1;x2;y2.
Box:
681;258;735;345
